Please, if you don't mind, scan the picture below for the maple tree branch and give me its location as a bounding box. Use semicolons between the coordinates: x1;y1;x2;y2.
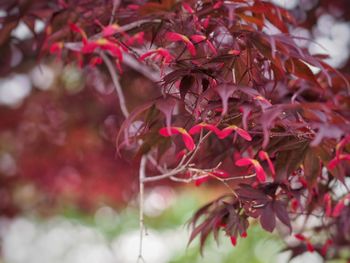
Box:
183;165;239;197
142;131;213;183
100;52;129;118
98;51;255;258
142;166;186;183
101;49;149;262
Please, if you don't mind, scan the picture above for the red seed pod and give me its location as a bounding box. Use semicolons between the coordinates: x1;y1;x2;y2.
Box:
159;127;195;151
321;239;333;256
194;176;209;187
291;199;299;212
294;233;306;241
235;158;266;183
230;236;237;246
324;193;332;217
258;151;275;176
165;32;196;56
306;242;315;253
332;199;345;217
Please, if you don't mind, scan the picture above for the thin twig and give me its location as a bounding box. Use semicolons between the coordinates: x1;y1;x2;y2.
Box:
143;166;185;183
212;175;238;198
137;155;147;263
170;173;256;183
147;155;167;173
100;52;130;118
169;174;208;183
109;0;120;25
183;131;211;166
101;49;148;262
223;173;256;181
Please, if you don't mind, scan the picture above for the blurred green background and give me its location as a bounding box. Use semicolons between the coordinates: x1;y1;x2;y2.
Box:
2;187;286;263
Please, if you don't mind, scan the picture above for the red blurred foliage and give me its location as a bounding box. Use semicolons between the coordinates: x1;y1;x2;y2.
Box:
0;78;145;214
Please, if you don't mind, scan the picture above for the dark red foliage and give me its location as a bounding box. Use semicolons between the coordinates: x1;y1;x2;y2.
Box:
1;0;350;261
